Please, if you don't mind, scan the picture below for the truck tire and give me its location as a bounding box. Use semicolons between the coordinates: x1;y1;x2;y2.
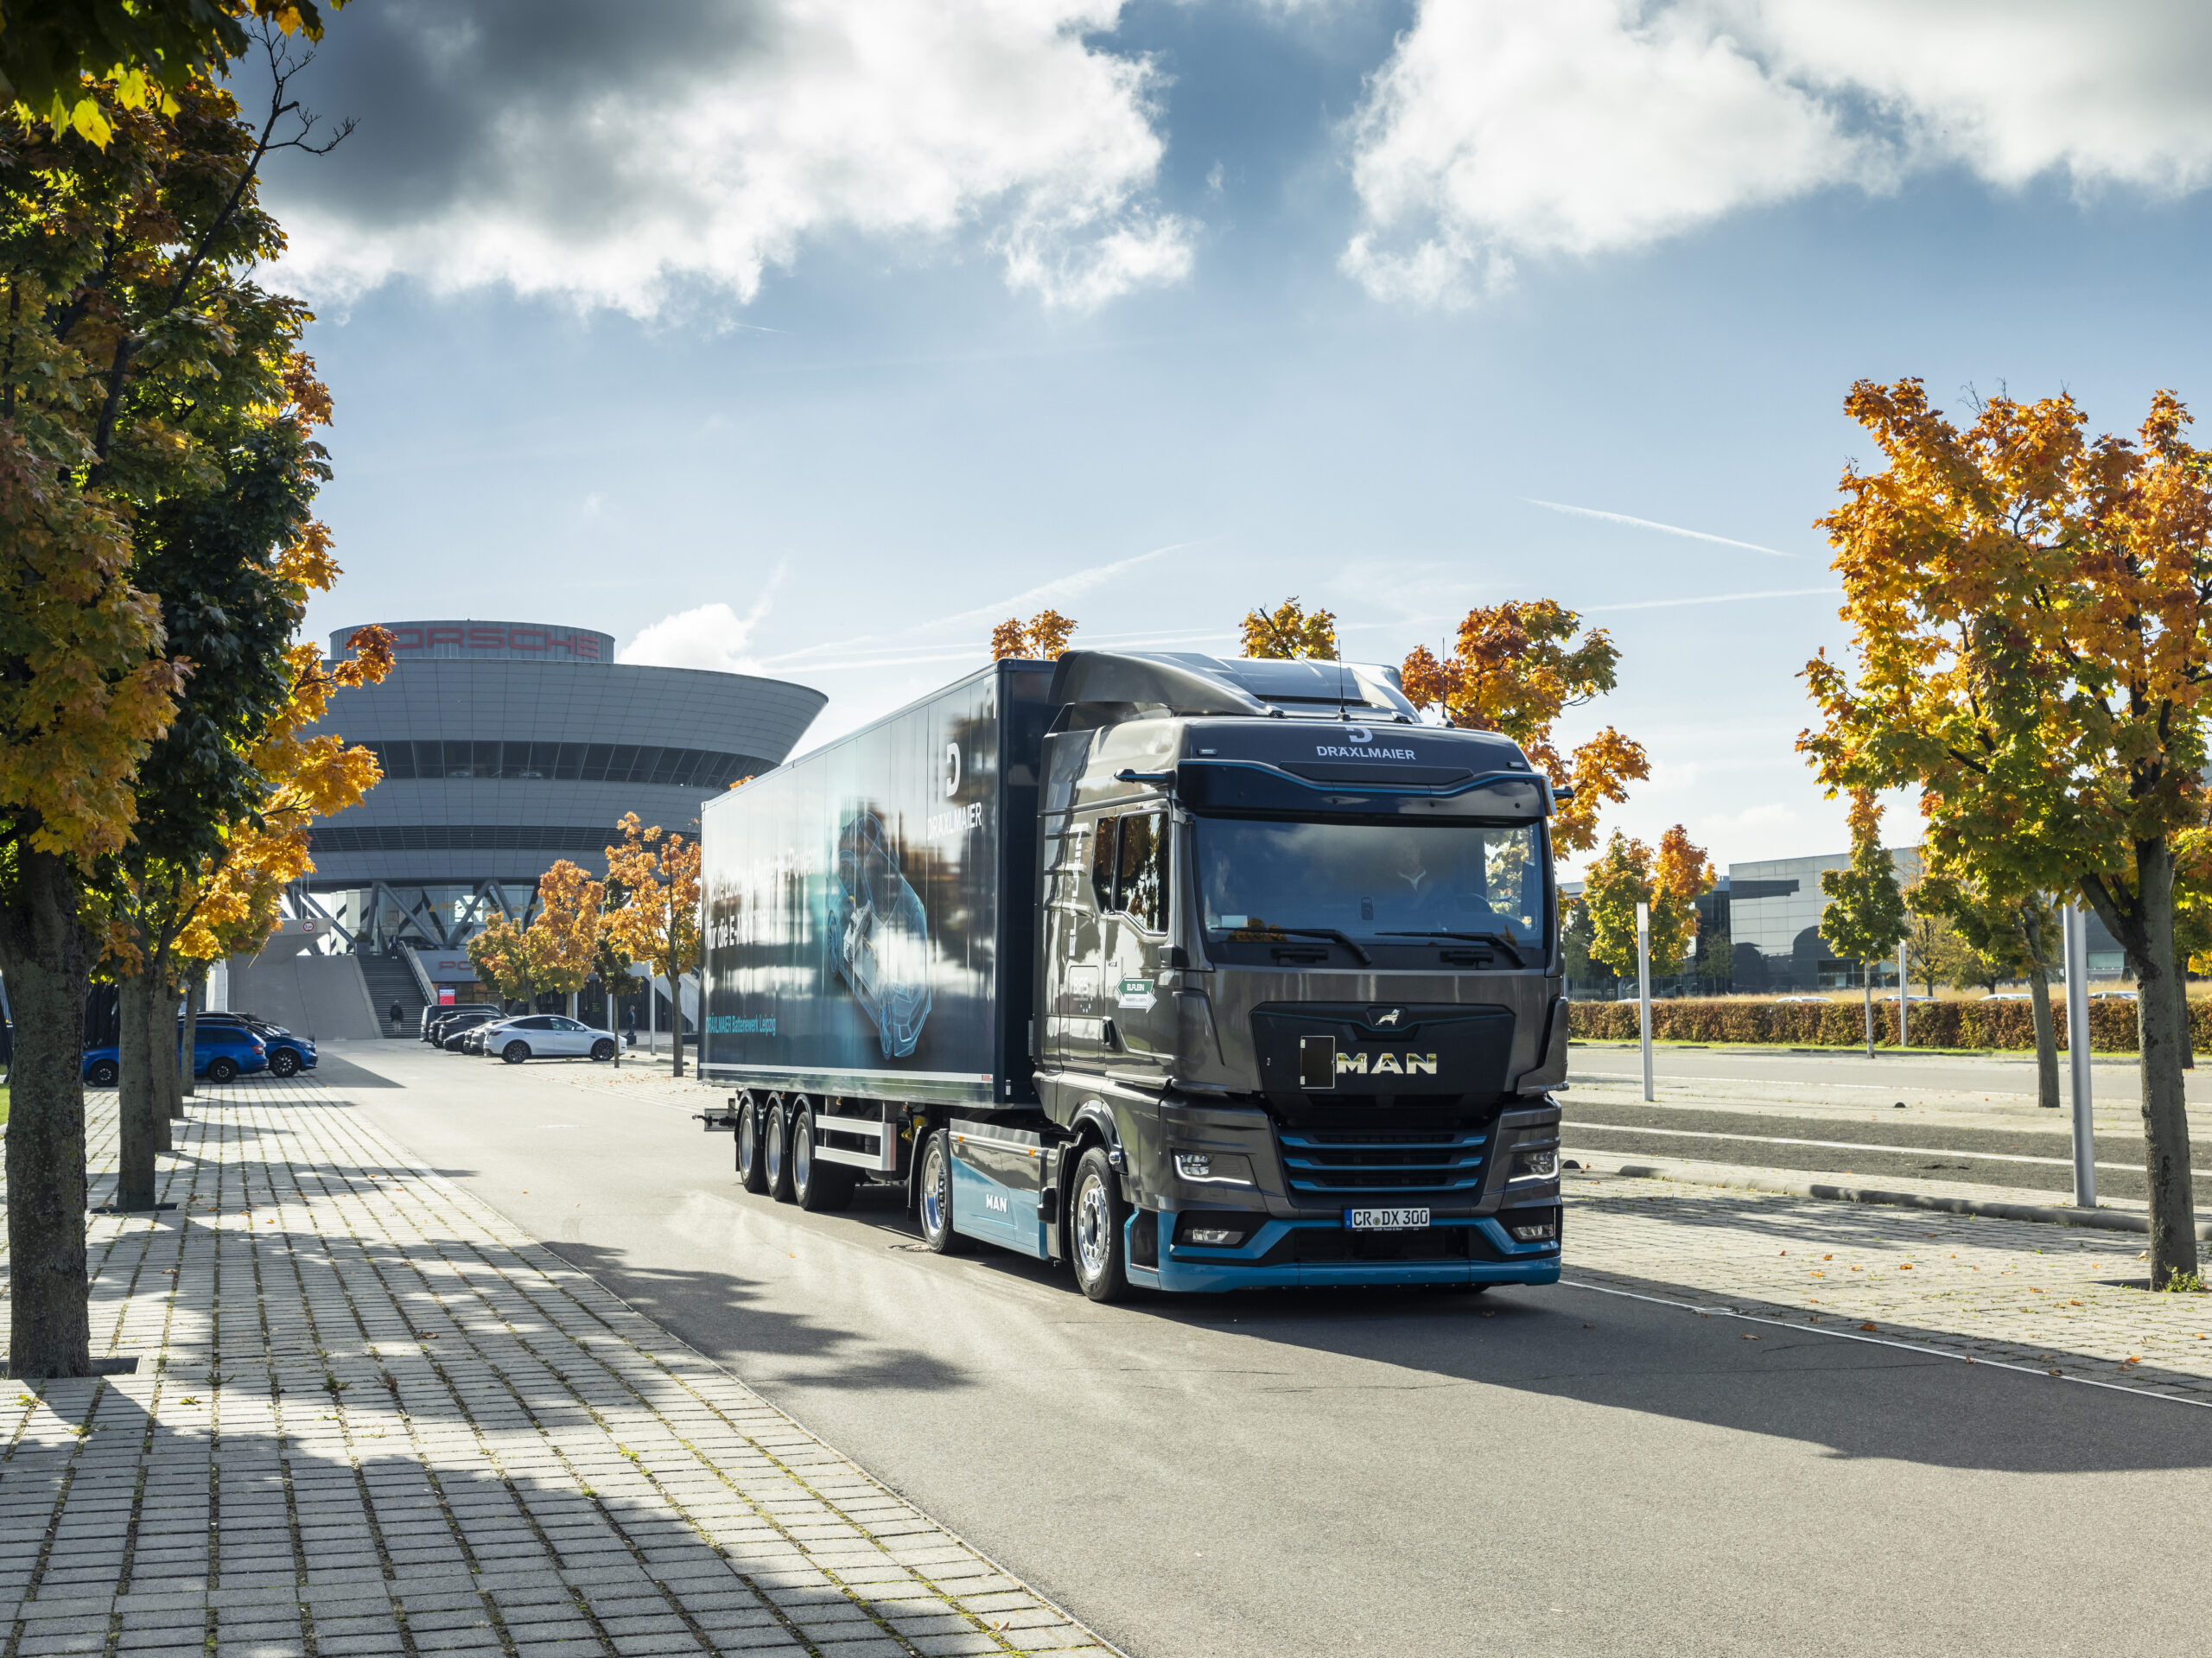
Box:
1070;1147;1132;1302
764;1097;797;1202
792;1106;857;1212
916;1131;974;1255
735;1094;770;1194
206;1057;238;1085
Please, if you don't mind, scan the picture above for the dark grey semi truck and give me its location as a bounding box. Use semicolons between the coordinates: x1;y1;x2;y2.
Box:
696;650;1567;1299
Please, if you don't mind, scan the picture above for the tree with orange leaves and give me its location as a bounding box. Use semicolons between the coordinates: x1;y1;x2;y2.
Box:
1241;597;1338;660
606;815;704;1077
1401;600;1649;858
1580;824;1713;984
990;609;1079;661
1801;378;2212;1286
0;59;357;1372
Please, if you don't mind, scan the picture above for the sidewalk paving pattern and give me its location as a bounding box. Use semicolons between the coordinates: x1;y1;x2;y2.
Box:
0;1080;1113;1657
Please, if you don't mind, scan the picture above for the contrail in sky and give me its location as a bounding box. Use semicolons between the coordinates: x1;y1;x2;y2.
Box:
1527;499;1797;559
1585;587;1839;613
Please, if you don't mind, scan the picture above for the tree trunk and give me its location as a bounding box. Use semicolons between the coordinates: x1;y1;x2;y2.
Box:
1862;975;1874;1058
0;848;94;1376
2101;840;2201;1287
2179;967;2195;1072
115;973;161;1210
2021;908;2061;1112
181;971;200;1099
671;972;684;1079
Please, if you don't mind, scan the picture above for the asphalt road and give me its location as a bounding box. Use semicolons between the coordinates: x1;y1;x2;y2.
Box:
322;1040;2212;1658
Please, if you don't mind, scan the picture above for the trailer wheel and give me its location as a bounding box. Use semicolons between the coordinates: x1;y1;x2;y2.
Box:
916;1131;974;1255
792;1107;857;1212
764;1097;797;1202
1069;1147;1132;1302
735;1094;770;1193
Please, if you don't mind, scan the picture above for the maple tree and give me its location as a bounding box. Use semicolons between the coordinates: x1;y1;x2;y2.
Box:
989;609;1078;661
1818;791;1911;1058
1240;597;1338;660
1580;825;1713;983
1801;378;2212;1286
606;814;703;1077
1401;600;1649;859
0;51;355;1372
1;2;338;146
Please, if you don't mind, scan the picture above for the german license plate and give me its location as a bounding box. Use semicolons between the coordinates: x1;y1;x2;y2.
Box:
1346;1206;1429;1231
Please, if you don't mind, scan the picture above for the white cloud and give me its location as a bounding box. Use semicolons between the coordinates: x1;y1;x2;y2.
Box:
1343;0;2212;303
619;581;782;676
270;1;1192;316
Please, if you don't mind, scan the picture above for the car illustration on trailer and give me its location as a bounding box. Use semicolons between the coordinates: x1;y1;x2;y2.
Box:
831;810;932;1058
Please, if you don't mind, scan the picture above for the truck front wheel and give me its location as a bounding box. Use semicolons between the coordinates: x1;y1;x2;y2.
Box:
916;1132;973;1255
735;1095;770;1194
793;1107;856;1212
1070;1147;1132;1302
764;1098;796;1202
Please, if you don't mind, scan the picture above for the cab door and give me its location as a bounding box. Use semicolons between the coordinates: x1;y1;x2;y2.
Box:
1040;815;1110;1067
1101;808;1174;1077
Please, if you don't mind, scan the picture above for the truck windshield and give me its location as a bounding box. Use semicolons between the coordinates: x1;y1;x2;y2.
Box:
1196;818;1546;949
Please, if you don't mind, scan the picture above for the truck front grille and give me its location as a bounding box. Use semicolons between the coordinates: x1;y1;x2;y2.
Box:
1276;1128;1488;1204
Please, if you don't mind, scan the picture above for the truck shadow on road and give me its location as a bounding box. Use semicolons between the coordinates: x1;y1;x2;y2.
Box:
543;1235;975;1399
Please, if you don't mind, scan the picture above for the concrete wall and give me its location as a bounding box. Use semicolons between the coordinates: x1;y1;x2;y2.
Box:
226;949;382;1040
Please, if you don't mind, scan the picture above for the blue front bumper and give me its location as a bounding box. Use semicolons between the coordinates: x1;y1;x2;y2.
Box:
1127;1214;1560;1293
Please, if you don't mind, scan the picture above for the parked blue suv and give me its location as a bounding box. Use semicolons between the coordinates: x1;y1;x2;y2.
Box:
195;1013;316;1078
82;1025;268;1088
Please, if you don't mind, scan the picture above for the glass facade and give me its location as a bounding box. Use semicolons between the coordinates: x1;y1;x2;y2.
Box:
363;740;770;790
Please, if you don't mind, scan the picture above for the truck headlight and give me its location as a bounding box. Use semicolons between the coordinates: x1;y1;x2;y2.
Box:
1511;1147;1558;1180
1173;1150;1254;1185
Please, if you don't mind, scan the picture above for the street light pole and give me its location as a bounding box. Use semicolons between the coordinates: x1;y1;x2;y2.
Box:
1897;941;1909;1049
2065;903;2096;1206
1637;899;1653;1102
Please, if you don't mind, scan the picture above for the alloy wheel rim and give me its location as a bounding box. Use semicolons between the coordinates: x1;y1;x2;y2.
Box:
1076;1178;1111;1278
922;1145;947;1237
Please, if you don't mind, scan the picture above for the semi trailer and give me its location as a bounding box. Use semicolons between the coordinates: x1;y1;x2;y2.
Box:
696;651;1567;1300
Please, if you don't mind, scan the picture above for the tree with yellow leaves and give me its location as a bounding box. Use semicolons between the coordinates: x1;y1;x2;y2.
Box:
1801;378;2212;1286
1241;597;1338;659
989;609;1078;661
606;815;703;1077
1580;825;1713;986
462;861;605;1019
1401;600;1649;859
0;58;359;1372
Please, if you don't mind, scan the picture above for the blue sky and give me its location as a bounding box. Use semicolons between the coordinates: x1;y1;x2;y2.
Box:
259;0;2212;873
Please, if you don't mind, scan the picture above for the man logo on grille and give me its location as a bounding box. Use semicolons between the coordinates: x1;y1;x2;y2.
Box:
1336;1051;1437;1077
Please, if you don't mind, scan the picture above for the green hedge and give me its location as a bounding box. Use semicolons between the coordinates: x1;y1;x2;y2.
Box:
1567;994;2190;1053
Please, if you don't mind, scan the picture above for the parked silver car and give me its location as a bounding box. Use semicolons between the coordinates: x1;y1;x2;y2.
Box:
478;1014;618;1064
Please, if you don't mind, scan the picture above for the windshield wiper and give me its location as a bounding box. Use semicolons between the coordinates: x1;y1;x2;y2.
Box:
1251;926;1374;967
1377;929;1529;967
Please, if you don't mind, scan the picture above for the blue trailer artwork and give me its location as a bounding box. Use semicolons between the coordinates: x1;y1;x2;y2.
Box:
833;810;933;1057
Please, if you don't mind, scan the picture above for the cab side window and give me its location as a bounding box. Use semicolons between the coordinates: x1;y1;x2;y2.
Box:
1116;810;1168;933
1090;816;1119;912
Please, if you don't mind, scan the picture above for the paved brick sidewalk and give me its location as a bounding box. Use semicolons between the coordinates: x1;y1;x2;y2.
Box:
0;1080;1113;1658
1565;1170;2212;1406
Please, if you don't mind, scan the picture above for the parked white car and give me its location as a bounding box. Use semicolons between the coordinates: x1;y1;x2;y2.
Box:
480;1014;617;1064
